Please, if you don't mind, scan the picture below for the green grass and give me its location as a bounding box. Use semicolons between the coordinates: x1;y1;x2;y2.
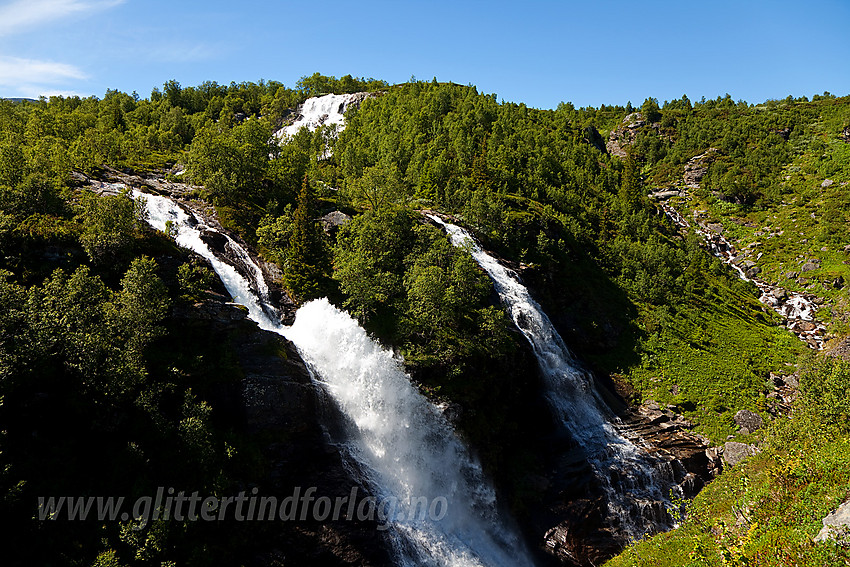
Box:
606;416;850;567
660;125;850;343
623;289;802;442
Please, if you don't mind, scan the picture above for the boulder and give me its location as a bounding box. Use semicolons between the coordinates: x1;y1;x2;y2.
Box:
722;442;758;466
794;320;817;332
801;260;820;272
822;179;834;188
745;266;761;278
320;210;352;235
814;499;850;546
772;288;788;300
734;410;764;432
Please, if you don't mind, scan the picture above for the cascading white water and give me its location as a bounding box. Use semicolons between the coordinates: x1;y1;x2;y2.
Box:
277;93;362;139
658;202;825;348
137;192;535;567
134;191;279;330
428;215;675;540
285;300;535;567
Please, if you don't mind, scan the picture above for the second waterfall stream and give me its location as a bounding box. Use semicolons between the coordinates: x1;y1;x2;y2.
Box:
428;215;677;540
137;191;535;567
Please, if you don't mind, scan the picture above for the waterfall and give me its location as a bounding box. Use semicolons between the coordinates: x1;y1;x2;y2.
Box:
277;93;364;140
428;215;676;541
285;300;535;567
137;192;535;567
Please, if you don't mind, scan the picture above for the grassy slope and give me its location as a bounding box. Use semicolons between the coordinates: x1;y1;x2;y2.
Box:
606;408;850;567
622;295;802;441
607;100;850;566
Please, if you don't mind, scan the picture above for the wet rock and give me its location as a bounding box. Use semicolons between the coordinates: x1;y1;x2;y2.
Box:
772;288;788;300
833;276;845;289
722;442;758;466
176;298;395;565
794;321;817;332
705;447;723;476
814;499;850;546
734;410;764;432
745;266;761;278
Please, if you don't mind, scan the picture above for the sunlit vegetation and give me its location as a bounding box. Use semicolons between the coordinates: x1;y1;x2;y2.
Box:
0;74;848;565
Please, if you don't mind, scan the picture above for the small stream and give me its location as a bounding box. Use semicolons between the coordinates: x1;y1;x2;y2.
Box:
659;202;826;349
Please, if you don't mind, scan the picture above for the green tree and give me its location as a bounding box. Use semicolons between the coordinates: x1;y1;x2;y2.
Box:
284;176;330;301
107;256;170;373
344;160;404;211
641;97;662;123
618;153;643;211
78;191;144;266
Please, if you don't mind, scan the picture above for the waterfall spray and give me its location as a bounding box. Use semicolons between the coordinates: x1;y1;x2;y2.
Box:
428;214;677;540
137;191;535;567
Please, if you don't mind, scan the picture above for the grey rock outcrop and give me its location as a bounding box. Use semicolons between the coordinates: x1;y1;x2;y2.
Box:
606;113;645;157
734;410;764;432
320;210;352;235
814;499;850;546
722;441;758;466
683;148;719;188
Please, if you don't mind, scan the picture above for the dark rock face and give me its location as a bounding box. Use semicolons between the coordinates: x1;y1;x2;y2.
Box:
772;127;792;141
526;400;717;566
583;125;607;154
174;300;395;566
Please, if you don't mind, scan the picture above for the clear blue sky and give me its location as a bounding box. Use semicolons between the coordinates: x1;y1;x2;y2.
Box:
1;0;848;109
